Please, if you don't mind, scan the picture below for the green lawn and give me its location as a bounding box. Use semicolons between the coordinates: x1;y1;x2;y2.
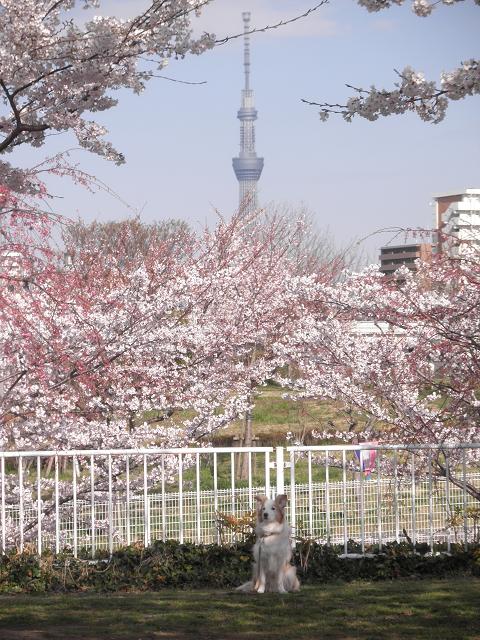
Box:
142;384;369;446
211;384;367;444
1;578;479;639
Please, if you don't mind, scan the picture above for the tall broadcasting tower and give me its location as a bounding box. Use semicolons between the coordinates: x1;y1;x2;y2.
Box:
232;12;264;212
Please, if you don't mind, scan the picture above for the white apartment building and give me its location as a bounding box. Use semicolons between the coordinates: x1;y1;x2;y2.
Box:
433;189;480;256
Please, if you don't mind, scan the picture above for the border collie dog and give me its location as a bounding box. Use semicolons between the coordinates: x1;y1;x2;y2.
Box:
237;494;300;593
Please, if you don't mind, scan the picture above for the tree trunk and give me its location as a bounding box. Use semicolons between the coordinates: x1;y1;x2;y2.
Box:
239;391;254;481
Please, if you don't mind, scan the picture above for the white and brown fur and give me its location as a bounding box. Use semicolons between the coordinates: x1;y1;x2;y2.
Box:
237;494;300;594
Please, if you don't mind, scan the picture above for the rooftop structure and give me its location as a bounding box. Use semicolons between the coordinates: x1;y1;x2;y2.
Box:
232;12;264;213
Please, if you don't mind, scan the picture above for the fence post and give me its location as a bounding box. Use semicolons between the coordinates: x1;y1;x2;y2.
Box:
276;447;284;496
289;449;296;545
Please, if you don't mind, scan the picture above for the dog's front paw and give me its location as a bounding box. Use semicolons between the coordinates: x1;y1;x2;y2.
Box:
256;585;265;594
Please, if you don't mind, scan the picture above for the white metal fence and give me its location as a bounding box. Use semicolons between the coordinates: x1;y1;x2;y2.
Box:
1;443;479;557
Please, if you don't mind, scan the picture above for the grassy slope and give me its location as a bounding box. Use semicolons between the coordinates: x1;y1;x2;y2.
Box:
1;579;479;640
148;384;367;446
216;385;356;443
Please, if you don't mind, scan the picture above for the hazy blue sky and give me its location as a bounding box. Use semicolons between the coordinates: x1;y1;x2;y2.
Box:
14;0;480;260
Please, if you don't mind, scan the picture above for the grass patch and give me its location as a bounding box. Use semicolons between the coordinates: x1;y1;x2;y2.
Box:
213;385;364;444
142;384;369;446
1;578;479;639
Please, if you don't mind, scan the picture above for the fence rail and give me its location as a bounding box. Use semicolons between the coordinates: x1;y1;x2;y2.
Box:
1;443;479;556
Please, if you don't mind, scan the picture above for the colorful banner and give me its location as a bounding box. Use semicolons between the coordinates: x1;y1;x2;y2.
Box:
354;442;378;479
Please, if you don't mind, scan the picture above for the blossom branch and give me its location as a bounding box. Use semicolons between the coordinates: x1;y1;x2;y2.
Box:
303;60;479;123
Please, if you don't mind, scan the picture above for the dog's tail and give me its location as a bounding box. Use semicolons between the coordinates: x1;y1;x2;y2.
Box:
236;580;255;593
284;565;301;592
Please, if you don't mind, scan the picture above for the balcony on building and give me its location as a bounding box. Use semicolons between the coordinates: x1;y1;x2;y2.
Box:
379;243;432;277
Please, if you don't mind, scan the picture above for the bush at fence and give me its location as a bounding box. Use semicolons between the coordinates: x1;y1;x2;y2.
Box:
1;540;480;593
297;542;480;583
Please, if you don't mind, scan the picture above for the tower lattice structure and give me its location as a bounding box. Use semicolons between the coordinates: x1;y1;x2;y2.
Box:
232;12;264;212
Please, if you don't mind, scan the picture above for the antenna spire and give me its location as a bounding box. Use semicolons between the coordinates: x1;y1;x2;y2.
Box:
242;11;251;91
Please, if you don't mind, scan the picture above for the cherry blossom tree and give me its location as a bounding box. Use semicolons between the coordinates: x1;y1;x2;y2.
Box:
1;202;324;544
234;207;353;479
284;244;480;498
63;218;191;264
303;0;479;123
1;210;310;449
0;0;216;193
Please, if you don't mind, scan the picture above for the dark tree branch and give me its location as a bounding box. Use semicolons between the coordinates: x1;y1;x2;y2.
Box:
0;79;50;152
215;1;329;45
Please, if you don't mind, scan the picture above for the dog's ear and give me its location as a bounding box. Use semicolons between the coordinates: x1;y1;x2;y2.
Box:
256;495;266;519
275;494;288;510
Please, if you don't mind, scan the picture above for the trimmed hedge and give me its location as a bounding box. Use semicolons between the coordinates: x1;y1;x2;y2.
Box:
1;540;479;593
